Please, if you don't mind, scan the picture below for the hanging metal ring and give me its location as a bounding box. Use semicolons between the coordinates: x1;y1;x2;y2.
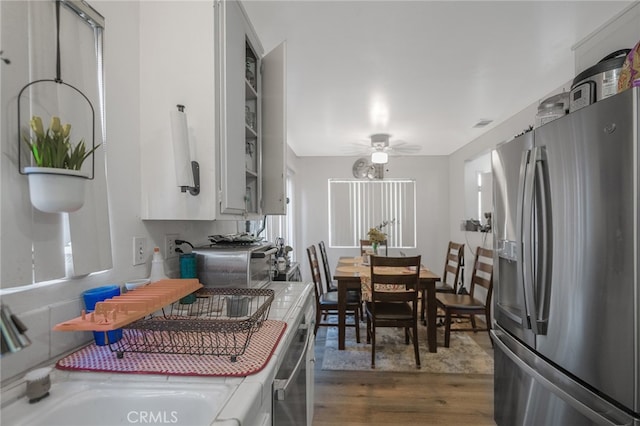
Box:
17;78;96;179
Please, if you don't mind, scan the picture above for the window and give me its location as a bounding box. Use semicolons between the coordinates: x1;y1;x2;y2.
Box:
328;179;416;248
1;1;112;288
265;170;295;260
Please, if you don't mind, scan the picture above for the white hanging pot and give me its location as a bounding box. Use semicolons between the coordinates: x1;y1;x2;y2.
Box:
24;167;88;213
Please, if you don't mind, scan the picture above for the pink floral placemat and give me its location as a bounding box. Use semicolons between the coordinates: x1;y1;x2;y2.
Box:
360;267;429;302
56;320;286;377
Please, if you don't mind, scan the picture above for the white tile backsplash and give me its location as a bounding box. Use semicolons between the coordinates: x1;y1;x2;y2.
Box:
0;307;50;383
1;298;95;385
50;299;92;357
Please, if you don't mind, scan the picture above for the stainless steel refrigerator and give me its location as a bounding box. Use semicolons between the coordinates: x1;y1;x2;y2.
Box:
491;86;639;426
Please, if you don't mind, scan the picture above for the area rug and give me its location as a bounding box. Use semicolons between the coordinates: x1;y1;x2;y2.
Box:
321;323;493;374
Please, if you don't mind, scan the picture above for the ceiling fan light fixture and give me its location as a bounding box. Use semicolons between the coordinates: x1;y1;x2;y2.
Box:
371;151;388;164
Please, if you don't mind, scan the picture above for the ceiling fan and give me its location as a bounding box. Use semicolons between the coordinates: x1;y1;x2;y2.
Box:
348;133;422;164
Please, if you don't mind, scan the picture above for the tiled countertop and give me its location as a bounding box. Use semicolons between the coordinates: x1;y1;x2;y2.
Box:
1;281;314;425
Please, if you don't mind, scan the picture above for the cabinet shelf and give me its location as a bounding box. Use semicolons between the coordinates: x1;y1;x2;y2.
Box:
245;125;257;138
215;0;285;218
245;80;258;100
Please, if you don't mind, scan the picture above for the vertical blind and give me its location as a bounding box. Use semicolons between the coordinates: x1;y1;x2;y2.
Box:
328;179;416;248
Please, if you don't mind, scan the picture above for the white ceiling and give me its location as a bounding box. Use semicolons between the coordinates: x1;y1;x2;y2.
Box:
242;0;634;157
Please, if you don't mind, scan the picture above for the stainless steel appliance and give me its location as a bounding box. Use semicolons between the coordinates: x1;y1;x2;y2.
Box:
569;49;630;112
535;92;569;128
194;243;276;288
492;86;639;425
273;285;315;426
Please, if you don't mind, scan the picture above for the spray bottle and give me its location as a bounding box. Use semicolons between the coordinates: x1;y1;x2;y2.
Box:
149;247;168;283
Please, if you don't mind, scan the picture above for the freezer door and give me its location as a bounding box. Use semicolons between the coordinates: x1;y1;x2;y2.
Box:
492;132;535;347
493;327;639;426
533;87;638;415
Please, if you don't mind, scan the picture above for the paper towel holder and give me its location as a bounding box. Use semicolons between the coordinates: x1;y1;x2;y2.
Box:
172;104;200;196
182;159;200;196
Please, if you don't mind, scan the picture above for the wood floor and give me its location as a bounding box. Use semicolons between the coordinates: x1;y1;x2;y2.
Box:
312;321;495;425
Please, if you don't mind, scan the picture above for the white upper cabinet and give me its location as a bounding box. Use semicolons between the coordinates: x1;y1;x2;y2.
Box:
261;42;287;215
215;0;287;218
139;0;286;220
215;0;248;216
139;1;217;220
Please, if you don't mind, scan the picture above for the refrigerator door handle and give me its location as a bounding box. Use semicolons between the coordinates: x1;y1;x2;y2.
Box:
514;149;531;329
494;330;634;426
519;148;541;333
533;148;550;334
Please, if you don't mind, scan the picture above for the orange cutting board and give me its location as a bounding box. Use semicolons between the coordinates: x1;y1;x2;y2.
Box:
53;279;203;332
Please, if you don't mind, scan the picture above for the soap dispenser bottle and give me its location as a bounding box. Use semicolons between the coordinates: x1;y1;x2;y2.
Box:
149;247;168;283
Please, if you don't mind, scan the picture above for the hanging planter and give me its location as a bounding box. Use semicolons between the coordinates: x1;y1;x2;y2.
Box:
19;114;98;213
17;0;99;214
24;167;88;213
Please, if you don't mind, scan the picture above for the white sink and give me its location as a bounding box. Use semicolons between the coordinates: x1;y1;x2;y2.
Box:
2;377;236;426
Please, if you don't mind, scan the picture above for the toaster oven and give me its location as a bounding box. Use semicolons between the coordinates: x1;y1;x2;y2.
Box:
193;243;276;288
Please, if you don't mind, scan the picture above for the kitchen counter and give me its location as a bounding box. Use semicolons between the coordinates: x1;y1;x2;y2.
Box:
1;281;314;426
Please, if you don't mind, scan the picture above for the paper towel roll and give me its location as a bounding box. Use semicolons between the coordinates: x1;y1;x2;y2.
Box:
170;108;194;188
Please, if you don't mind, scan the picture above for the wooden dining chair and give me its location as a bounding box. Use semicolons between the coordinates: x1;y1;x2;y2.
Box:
359;239;388;256
306;245;360;342
365;254;421;369
319;240;364;320
421;241;464;321
435;247;493;348
318;240;337;292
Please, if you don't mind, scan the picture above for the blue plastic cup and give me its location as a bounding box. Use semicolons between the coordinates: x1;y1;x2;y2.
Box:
82;285;122;346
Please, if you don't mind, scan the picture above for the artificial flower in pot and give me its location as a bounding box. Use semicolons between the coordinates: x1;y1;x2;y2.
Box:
22;115;100;213
367;219;395;255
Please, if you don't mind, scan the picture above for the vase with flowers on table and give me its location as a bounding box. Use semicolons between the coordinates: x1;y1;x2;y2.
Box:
366;218;395;260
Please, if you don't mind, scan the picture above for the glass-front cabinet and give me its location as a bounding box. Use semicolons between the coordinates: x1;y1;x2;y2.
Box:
245;42;259;214
139;0;285;220
216;0;287;218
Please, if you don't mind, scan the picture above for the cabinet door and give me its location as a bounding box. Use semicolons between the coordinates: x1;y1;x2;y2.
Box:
216;0;248;215
261;42;287;215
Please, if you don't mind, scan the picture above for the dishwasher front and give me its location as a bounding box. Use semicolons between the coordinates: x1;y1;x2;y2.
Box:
272;290;315;426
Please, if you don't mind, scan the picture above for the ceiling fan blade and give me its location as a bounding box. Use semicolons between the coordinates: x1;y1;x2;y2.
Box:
342;141;372;155
388;142;422;154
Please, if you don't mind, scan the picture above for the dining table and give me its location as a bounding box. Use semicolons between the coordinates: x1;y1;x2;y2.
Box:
333;256;441;353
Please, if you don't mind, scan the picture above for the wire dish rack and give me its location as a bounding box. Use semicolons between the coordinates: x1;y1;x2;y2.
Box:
108;288;274;361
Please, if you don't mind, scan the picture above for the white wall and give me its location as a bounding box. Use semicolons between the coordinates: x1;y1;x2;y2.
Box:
293;155;450;282
0;1;236;384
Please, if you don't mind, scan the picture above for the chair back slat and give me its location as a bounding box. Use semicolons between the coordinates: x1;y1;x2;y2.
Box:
469;247;494;295
442;241;464;292
306;245;325;301
318;241;334;291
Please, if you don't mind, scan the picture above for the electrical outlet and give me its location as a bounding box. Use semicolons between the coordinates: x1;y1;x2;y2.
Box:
133;237;146;265
165;234;179;259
